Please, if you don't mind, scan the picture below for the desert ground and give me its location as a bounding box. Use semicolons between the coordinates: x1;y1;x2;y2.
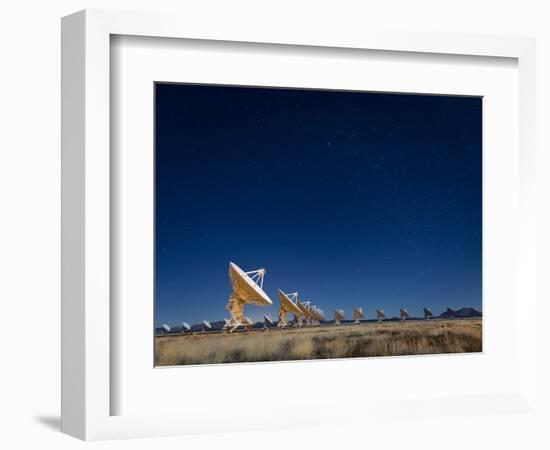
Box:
155;318;482;366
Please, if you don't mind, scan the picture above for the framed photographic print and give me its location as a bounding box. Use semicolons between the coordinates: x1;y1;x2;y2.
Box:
62;9;538;442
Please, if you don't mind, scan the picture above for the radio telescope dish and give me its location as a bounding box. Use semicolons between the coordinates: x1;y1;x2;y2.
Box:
161;324;171;333
181;322;191;332
202;320;212;332
310;305;323;326
316;307;325;322
302;301;324;326
334;309;345;325
300;300;315;326
400;308;410;321
228;262;271;305
277;290;302;328
423;307;433;320
225;262;273;332
297;300;315;327
353;307;364;324
376;308;385;323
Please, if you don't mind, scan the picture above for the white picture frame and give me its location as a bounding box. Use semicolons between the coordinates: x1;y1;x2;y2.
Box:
61;9;537;441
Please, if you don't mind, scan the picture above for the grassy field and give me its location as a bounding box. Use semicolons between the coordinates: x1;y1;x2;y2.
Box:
155;319;482;366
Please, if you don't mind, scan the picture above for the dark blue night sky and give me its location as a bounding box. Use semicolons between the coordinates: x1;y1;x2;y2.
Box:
155;83;482;327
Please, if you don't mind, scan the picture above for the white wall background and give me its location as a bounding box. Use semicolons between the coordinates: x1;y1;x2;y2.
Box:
0;1;548;448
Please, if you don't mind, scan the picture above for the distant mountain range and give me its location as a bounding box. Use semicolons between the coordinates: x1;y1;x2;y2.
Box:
156;307;482;334
438;307;482;318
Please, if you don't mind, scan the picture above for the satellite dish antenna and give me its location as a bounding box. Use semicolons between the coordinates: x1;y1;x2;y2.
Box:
446;307;456;318
301;300;314;327
297;300;314;327
226;262;273;332
334;309;345;325
202;320;212;333
423;307;433;320
317;307;325;323
277;290;302;328
353;307;364;324
400;308;410;321
181;322;191;333
161;324;171;334
263;314;273;331
303;302;323;326
310;305;323;326
376;308;385;323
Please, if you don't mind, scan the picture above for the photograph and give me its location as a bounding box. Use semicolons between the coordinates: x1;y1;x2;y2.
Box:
154;83;483;366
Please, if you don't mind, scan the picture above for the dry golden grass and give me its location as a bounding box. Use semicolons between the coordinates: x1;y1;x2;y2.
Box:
155;319;482;366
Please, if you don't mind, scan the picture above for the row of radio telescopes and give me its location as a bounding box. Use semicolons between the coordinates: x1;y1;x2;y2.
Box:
227;261;331;332
160;262;460;334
